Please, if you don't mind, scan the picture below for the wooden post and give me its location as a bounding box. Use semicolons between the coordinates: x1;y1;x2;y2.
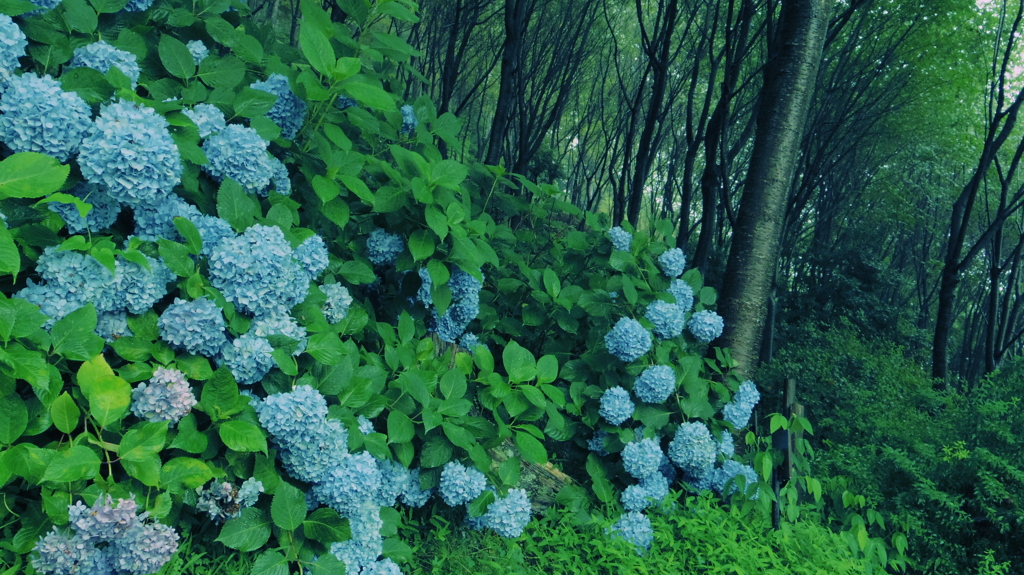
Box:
772;378;798;530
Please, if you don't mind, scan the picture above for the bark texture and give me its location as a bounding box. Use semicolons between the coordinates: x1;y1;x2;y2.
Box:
715;0;832;377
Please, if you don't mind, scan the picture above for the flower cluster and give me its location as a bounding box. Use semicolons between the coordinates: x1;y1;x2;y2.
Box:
158;297;228;357
722;380;760;429
336;95;357;110
439;460;487;506
202;124;278;194
78;99;182;208
468;488;532;537
321;283;354;323
668;422;717;479
33;495;178;575
0;73;91;161
293;235;329;278
251;74;307;140
633;365;675;403
459;332;486;355
432;268;484;343
195;478;264;522
599;386;634;426
251;314;308;355
644;299;685;339
657;248;687;278
48;185;121;235
68;41;141;86
399;104;417;136
604;317;652;362
114;254;176;314
220;333;275;385
366;229;404;266
14;248;123;329
124;0;155;12
667;279;694;310
190;213;235;256
609;226;631;251
0;14;26;76
688;309;724;343
132;196;197;242
622;438;663;479
130;367;196;426
620;473;669;512
186;40;208;65
610;511;653;553
208;224;311;317
183;103;225;138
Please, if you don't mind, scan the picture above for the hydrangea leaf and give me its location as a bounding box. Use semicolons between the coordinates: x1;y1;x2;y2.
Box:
197;366;244;421
387;410;414;444
502;341;537;384
337;260;375;284
162;457;214;493
299;23;334;77
0;0;40;15
40;445;99;483
198;55;246;89
270;481;306;531
63;0;97;34
233;87;277;118
168;414;207;454
219;420;268;454
49;392;80;434
0;225;19;277
119;421;168;463
216;507;272;552
343;81;395;111
499;457;521;487
514;430;547;464
0;392;28;444
87;0;128;13
302;508;350;543
0;153;69;199
217;179;258;232
585;453;615;503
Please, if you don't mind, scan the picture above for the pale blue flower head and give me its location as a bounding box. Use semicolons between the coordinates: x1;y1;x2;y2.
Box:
599;386;634;426
48;184;120;235
472;488;531;538
251;313;308;355
96;310;132;342
621;473;669;512
208;224;309;317
0;14;27;77
669;421;716;479
251;74;307;140
658;248;687;278
186;40;209;65
130;367;196;426
221;333;275;385
32;529;112;575
366;229;403;266
330;502;384;572
688;310;724;343
78;99;182;208
158;297;228;357
66;495;139;541
644;300;685;339
183;103;225;138
722;380;760;429
439;461;486;506
115;254;175;314
202;124;276;193
622;437;663;480
667;279;694;311
610;511;653;553
189;213;235;257
400;104;417;136
294;235;329;278
609;226;631;251
68;41;141;86
416;267;432;306
133;196;200;242
633;365;675;404
313;451;381;516
107;521;179;575
321;283;353;323
0;73;91;161
401;468;435;508
604;317;652;362
123;0;156;12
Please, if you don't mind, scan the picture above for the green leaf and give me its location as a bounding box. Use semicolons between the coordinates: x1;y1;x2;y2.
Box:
87;0;127;13
515;430;547;464
50;303;103;361
219;420;268;454
158;239;195;277
252;550;289;575
168;414;208;453
429;159;467;190
78;355;130;427
198;366;243;421
270;482;307;531
440;370;467;400
233;87;278;118
306;332;345;365
0;225;19;277
699;286;718;306
503;341;537;383
424;206;448;240
119;421;167;463
158;34;195;79
536;355;558;385
342;81;395;110
338;261;375;284
41;446;100;483
217;507;272;552
0;0;43;15
217;179;257;232
0;393;28;443
586;453;615;503
50;392;80;434
387;410;415;444
302;508;350;543
499;457;521;486
0;153;69;199
162;457;214;492
419;435;453;467
312;175;340;203
300;23;335;76
338;174;373;204
408;230;435;262
372;186;408;213
62;0;97;33
173;217;203;255
198;55;246;89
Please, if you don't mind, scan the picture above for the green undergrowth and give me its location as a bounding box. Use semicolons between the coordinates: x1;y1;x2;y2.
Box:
400;491;869;575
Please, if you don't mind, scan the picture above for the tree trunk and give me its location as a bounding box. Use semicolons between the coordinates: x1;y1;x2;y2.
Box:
485;0;531;166
714;0;832;378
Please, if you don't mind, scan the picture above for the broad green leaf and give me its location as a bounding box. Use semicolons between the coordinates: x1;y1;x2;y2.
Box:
499;457;521;487
439;370;467;400
408;230;434;261
302;508;350;543
217;179;257;232
162;457;214;492
0;153;69;199
252;550;289;575
343;81;394;110
515;430;547;464
198;55;246;89
419;435;453;467
441;421;474;450
62;0;97;33
430;160;467;190
78;355;130;427
50;392;80;434
536;355;558;385
87;0;128;13
306;332;345;365
503;341;537;383
0;225;19;277
233;87;277;118
387;410;414;444
51;304;103;361
219;420;268;453
586;453;615;503
41;445;100;483
300;23;335;76
217;507;271;552
270;482;306;531
168;414;208;453
158;34;195;79
338;261;375;284
0;393;28;443
173;217;203;255
119;421;167;462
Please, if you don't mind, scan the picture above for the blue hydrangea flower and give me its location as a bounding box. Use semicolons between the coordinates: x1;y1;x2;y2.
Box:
115;254;175;314
186;40;209;65
67;495;139;541
669;422;716;479
123;0;155;11
312;451;381;516
471;488;531;538
189;213;235;257
78;99;182;208
0;14;26;77
96;310;132;342
621;473;669;512
197;481;243;522
599;386;634;426
609;227;631;251
221;333;275;385
439;461;486;506
375;458;410;507
604;318;652;362
610;511;653;553
366;229;403;266
159;297;228;357
336;96;357;110
68;41;141;86
357;415;375;435
15;248;114;328
48;184;120;235
667;279;694;311
24;0;61;13
32;529;111;575
202;124;276;193
362;559;402;575
0;73;91;162
321;283;353;323
133;196;200;242
718;431;735;457
330;502;383;572
399;104;417;136
237;478;264;507
183;103;225;138
251;74;307;140
459;332;487;355
208;224;309;317
107;522;179;575
722;380;760;429
250;314;308;355
267;157;291;196
280;418;349;484
622;438;663;480
658;453;677;483
255;385;329;439
432;293;480;343
658;248;687;278
633;365;675;404
448;269;484;299
715;460;759;498
401;468;435;508
688;310;724;343
294;235;328;278
416;267;432;306
644;300;685;339
130;367;196;426
588;430;609;456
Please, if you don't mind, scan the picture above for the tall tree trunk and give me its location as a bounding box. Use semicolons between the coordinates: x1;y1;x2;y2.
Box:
714;0;832;377
485;0;531;166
